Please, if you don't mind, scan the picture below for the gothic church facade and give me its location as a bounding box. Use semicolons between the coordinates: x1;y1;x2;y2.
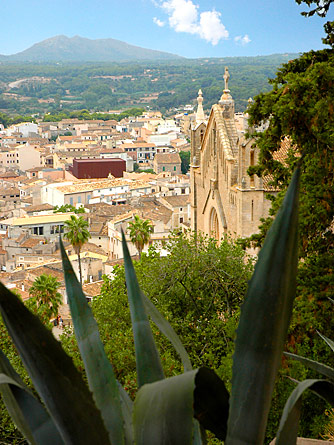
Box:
190;68;273;240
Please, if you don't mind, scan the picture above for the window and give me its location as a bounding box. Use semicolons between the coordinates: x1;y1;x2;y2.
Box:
70;197;73;205
209;207;219;240
78;196;81;204
174;166;176;171
250;151;255;187
33;226;44;235
180;217;184;224
181;188;185;194
162;167;165;171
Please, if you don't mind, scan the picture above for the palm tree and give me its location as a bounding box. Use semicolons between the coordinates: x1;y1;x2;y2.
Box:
29;274;63;319
64;215;91;284
128;214;154;259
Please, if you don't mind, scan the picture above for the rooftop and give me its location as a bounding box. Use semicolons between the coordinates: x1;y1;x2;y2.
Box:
2;213;74;226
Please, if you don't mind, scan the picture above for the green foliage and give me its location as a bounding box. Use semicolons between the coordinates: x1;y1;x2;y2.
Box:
64;215;91;284
0;111;36;128
179;150;190;174
127;215;154;259
42;107;145;123
245;7;334;437
0;55;295;116
1;167;332;444
29;274;62;319
53;204;85;214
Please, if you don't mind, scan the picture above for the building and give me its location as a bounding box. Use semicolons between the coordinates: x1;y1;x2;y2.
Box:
153;153;182;175
70;158;126;179
0;213;74;241
190;69;277;241
0;144;42;171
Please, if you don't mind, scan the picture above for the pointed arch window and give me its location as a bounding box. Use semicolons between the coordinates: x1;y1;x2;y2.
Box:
250;150;255;187
209;207;219;240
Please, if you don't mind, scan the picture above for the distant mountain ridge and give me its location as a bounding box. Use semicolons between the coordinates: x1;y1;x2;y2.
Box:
0;35;183;62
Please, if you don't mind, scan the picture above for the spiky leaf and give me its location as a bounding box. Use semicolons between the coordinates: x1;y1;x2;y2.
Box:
276;379;334;445
0;349;63;445
284;352;334;380
318;331;334;353
122;230;164;387
133;367;229;445
60;238;126;445
226;167;300;444
0;282;110;444
142;291;192;372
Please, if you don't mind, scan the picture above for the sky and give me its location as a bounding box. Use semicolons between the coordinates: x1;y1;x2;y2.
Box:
0;0;330;58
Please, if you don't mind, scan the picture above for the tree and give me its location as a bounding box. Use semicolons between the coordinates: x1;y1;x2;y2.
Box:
64;215;91;284
29;274;63;319
0;289;56;443
179;150;190;174
84;231;252;402
127;214;154;259
245;2;334;439
54;204;85;214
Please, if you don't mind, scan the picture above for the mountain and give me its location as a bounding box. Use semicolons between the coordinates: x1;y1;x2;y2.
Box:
0;35;183;62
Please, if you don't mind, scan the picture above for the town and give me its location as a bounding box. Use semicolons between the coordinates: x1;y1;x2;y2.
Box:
0;75;270;322
0;0;333;441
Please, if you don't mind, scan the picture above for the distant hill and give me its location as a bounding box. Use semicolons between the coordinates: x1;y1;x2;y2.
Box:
0;35;183;62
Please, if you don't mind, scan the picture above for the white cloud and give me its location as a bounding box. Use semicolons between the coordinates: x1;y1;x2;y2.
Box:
153;17;165;27
162;0;199;34
198;10;228;46
234;34;251;46
159;0;229;45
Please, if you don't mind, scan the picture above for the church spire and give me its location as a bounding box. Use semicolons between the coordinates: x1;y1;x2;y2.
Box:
219;66;234;118
219;66;233;104
195;89;205;123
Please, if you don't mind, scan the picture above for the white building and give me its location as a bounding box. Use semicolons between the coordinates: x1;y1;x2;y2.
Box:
0;144;42;171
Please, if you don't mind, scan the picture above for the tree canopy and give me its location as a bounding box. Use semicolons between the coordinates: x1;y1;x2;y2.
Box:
245;2;334;439
86;232;253;399
29;274;62;319
127;215;154;259
64;215;91;284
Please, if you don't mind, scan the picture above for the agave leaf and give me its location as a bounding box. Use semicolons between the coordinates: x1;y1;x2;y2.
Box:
122;230;164;387
60;238;126;445
317;331;334;353
284;352;334;380
276;379;334;445
118;383;134;445
0;373;64;445
0;348;63;444
0;281;110;445
226;167;300;445
133;367;229;445
141;291;192;372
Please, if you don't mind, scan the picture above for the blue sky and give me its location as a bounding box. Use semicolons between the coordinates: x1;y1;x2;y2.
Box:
0;0;330;58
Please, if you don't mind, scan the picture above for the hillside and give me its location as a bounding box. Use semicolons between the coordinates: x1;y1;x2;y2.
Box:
0;35;182;62
0;54;298;115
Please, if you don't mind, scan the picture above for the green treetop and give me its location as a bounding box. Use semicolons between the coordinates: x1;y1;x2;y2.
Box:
29;274;63;319
64;215;91;284
127;215;154;259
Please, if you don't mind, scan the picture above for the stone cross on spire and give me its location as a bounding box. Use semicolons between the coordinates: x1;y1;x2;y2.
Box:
195;89;205;123
224;66;230;91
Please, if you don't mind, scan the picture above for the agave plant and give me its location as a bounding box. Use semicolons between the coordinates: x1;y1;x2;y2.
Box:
0;166;331;444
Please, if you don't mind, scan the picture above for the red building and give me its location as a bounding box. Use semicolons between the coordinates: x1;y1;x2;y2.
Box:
71;158;126;179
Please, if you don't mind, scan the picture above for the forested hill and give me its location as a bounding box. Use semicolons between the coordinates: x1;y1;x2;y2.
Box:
0;53;298;115
0;35;182;62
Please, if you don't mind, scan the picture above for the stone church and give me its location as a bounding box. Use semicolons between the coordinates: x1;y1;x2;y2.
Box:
190;68;274;241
